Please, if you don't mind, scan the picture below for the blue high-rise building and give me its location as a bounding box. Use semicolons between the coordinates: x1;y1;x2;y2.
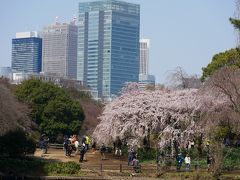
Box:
77;0;140;100
12;32;42;74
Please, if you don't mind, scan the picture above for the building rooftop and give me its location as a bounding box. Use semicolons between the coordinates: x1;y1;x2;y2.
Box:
79;0;140;15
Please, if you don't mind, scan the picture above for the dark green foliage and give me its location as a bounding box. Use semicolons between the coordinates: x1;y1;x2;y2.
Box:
0;158;81;176
64;86;92;100
0;158;42;175
201;48;240;81
15;79;85;141
223;148;240;170
137;148;157;161
0;129;36;157
229;17;240;30
43;161;81;175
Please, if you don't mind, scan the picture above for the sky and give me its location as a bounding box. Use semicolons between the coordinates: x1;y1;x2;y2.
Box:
0;0;236;83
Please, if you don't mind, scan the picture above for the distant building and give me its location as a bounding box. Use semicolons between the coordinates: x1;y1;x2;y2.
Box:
12;72;30;84
0;67;12;79
77;0;140;100
11;31;42;74
138;74;155;89
30;73;83;89
42;21;78;79
139;39;150;75
139;38;155;89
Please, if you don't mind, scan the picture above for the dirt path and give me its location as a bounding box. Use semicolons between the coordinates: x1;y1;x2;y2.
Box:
35;148;129;167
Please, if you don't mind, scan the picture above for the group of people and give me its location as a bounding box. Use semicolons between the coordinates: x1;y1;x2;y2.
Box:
63;134;108;162
63;134;92;162
176;153;191;171
63;134;80;157
176;153;214;171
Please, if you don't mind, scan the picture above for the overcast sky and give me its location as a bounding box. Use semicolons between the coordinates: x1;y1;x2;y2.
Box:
0;0;236;83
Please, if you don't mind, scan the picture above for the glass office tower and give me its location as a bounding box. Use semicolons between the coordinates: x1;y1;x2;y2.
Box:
77;0;140;100
12;32;42;73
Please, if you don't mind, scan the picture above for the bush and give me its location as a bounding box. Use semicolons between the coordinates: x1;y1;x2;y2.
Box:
0;158;42;175
43;161;81;175
137;148;157;162
0;158;81;176
223;148;240;170
0;129;36;157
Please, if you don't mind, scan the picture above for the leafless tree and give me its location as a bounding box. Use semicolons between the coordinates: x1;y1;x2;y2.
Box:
166;66;202;89
203;66;240;112
199;66;240;177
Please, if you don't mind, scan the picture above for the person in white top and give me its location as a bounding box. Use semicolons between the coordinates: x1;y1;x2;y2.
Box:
185;154;191;171
74;140;79;155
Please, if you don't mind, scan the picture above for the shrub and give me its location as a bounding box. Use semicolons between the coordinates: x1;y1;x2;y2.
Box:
0;158;43;175
43;161;81;175
137;148;157;161
0;129;36;157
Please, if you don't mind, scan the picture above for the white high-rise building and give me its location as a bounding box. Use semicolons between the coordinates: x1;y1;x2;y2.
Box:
139;39;155;89
42;21;77;79
139;39;150;75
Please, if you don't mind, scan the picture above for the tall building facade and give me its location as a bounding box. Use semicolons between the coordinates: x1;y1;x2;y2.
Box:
139;38;155;89
139;39;149;75
12;32;42;74
77;0;140;99
42;21;78;79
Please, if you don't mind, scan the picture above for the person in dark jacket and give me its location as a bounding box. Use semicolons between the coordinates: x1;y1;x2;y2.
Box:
100;143;106;160
176;153;184;171
79;143;86;163
63;135;69;156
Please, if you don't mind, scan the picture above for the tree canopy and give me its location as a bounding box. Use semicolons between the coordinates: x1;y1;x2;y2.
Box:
229;17;240;30
201;48;240;81
15;79;85;141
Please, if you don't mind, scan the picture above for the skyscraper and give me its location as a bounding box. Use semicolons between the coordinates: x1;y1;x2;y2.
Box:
139;39;155;89
42;21;78;79
12;32;42;74
139;39;149;75
77;0;140;100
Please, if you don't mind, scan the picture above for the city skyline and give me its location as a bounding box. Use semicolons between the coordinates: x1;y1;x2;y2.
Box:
0;0;236;83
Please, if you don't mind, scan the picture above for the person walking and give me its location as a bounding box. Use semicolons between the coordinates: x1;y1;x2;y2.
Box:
185;154;191;171
63;135;69;156
128;148;134;166
79;143;86;163
115;137;122;156
39;134;48;157
100;143;106;160
85;135;90;150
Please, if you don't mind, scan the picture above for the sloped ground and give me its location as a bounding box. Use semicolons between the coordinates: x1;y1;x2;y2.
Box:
78;99;102;135
0;80;36;135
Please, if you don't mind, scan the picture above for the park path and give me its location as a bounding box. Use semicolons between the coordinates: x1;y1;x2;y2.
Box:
34;148;129;167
